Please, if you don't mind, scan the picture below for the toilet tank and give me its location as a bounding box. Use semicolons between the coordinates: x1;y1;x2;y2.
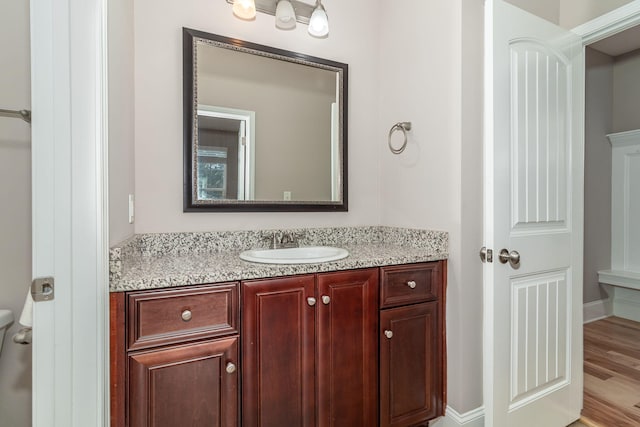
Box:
0;310;14;354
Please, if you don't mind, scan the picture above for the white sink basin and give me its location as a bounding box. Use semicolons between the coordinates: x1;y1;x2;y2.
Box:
240;246;349;264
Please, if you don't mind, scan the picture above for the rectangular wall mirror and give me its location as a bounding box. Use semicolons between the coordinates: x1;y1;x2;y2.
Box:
183;28;348;212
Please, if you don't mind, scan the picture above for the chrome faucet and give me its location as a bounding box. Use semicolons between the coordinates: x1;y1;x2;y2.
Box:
267;231;300;249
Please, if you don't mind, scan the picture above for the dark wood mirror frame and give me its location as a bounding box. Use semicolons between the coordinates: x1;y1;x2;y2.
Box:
183;28;348;212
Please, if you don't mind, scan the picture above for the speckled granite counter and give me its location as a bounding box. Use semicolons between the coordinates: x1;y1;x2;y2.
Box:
109;226;448;292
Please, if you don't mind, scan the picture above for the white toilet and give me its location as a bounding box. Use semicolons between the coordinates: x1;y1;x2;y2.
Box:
0;309;14;354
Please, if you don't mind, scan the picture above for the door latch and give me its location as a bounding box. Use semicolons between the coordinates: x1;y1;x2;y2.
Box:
31;277;55;302
479;247;493;263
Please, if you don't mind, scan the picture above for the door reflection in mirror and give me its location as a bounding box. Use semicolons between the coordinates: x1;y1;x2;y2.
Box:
196;106;255;201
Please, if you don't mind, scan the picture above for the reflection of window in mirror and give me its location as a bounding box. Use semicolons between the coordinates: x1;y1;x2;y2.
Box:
197;146;229;200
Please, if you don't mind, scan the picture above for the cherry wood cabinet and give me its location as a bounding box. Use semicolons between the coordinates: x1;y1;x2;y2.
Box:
316;269;379;427
110;282;240;427
242;268;379;427
128;337;238;427
110;261;446;427
241;275;316;427
379;262;446;427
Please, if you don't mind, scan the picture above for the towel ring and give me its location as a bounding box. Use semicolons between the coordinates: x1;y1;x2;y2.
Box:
388;122;412;154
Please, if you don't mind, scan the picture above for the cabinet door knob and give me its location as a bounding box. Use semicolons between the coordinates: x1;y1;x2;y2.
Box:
321;295;331;305
307;297;317;306
407;280;417;289
384;330;393;339
226;362;237;374
181;309;192;322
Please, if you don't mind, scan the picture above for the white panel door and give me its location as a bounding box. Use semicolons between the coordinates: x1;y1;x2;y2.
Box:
484;1;584;426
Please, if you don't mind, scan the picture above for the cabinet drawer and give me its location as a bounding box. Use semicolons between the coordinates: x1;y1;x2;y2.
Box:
380;263;441;308
127;282;239;351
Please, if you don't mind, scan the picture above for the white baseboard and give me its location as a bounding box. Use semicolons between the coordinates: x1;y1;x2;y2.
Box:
430;405;485;427
583;298;612;323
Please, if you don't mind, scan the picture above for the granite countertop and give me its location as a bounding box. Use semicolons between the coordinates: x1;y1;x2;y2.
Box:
109;226;448;292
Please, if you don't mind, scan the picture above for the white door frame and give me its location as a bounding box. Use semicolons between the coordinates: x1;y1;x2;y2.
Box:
571;1;640;45
483;1;640;425
31;0;109;425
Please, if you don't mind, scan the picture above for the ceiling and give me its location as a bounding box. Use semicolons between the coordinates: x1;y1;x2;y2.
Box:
589;23;640;57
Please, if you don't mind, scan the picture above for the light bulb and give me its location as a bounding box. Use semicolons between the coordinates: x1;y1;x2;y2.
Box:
276;0;296;30
308;3;329;38
232;0;256;20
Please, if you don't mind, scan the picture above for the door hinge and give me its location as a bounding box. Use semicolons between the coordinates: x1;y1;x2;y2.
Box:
479;247;493;263
31;277;55;302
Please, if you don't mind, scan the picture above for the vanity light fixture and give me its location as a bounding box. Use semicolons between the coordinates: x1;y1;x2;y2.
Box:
226;0;329;37
275;0;296;30
232;0;257;20
308;0;329;38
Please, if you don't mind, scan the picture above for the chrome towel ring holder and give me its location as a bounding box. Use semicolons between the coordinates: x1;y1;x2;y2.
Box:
388;122;412;154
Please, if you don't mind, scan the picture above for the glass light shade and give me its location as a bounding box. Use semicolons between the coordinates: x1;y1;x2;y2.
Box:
232;0;256;20
275;0;296;30
308;5;329;37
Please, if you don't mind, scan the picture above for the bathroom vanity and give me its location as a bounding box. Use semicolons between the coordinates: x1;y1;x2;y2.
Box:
109;227;448;427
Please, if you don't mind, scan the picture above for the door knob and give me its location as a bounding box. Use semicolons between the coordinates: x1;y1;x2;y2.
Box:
384;330;393;339
307;297;317;306
226;362;237;374
321;295;330;305
498;249;520;268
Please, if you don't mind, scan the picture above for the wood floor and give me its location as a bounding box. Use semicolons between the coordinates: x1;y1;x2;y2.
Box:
582;316;640;426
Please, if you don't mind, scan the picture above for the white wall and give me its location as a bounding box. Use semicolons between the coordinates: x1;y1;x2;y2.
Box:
0;1;32;426
132;0;380;234
459;0;486;411
108;0;135;244
612;49;640;132
584;48;614;304
505;0;560;24
377;0;483;414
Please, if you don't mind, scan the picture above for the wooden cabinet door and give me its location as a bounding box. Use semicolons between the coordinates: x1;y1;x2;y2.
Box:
380;302;442;427
128;337;239;427
242;275;316;427
316;269;379;427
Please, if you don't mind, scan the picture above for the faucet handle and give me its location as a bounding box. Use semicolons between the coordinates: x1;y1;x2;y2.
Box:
260;232;279;249
281;233;291;244
278;231;301;248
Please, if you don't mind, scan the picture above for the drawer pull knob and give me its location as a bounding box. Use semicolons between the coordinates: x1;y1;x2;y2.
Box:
407;280;417;289
321;295;331;305
307;297;317;306
226;362;237;374
384;330;393;339
181;309;192;322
